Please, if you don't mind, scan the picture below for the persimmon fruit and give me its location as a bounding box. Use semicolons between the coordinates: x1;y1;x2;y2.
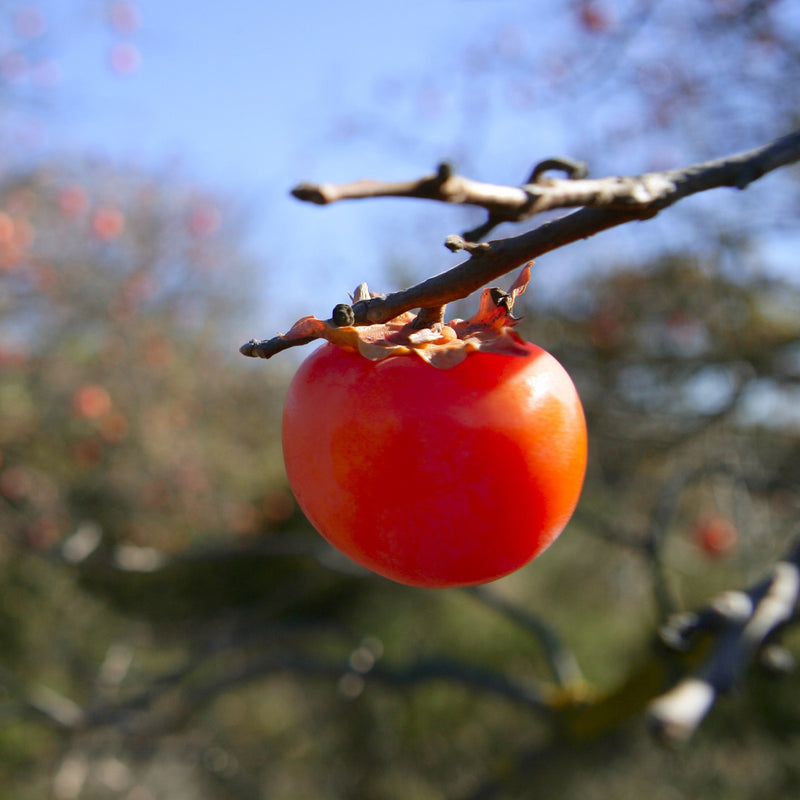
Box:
280;267;587;587
693;513;738;558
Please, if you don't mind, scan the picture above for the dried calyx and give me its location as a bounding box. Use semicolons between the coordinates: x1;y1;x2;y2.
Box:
278;263;533;369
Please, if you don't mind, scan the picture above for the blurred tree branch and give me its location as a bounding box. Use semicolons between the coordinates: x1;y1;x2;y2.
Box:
13;536;797;749
243;129;800;361
647;536;800;744
464;585;585;689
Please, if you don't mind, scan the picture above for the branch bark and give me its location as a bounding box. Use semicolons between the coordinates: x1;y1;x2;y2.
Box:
241;130;800;361
291;157;590;240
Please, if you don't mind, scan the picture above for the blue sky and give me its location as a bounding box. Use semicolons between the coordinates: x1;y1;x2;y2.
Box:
31;1;554;329
51;3;487;173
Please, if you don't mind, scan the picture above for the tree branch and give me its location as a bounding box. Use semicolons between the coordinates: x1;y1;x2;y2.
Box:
241;130;800;361
24;650;551;738
464;585;585;689
647;536;800;744
292;157;592;241
291;132;799;233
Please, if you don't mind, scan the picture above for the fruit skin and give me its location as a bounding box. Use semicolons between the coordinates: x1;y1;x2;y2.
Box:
282;341;587;588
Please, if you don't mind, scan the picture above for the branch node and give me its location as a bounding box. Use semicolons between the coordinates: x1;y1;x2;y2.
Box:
351;294;387;325
290;182;329;205
733;163;762;190
239;339;260;357
331;303;355;327
435;161;454;184
445;234;491;255
527;156;588;185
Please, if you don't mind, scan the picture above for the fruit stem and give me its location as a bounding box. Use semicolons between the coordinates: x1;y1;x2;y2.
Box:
412;305;446;329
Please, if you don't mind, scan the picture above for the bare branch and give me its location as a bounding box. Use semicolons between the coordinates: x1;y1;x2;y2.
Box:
647;537;800;744
292;160;533;218
365;130;800;321
291;158;652;242
291;131;800;238
464;585;585;688
243;130;800;361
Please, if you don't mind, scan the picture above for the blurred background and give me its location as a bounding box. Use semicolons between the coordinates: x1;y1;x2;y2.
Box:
1;1;800;798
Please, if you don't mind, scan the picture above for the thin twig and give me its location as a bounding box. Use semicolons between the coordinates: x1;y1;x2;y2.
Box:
292;160;534;222
293;156;593;242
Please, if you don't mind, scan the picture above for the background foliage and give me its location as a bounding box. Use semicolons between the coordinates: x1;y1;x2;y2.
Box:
1;2;800;799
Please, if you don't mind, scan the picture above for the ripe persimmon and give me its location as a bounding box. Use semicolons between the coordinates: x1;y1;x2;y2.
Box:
281;266;587;587
693;513;738;558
